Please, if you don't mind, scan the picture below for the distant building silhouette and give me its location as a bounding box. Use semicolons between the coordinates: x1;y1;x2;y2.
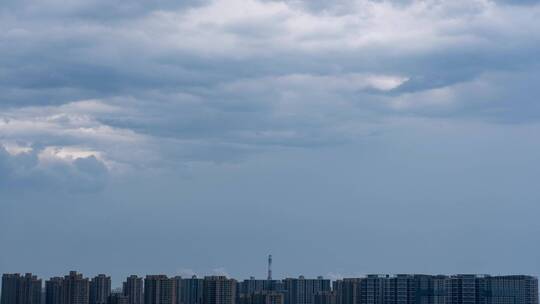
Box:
174;276;204;304
144;275;176;304
45;277;65;304
123;276;143;304
283;276;332;304
203;276;237;304
3;272;538;304
238;278;284;294
332;275;538;304
237;277;286;304
1;273;42;304
89;275;111;304
63;271;90;304
333;278;359;304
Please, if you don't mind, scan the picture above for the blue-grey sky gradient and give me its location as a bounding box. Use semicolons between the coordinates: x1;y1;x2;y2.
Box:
1;0;540;287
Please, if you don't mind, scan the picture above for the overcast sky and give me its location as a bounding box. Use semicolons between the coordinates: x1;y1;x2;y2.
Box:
1;0;540;287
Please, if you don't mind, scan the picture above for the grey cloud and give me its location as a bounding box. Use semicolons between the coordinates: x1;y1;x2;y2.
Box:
0;0;208;20
0;145;109;193
277;0;539;12
0;146;39;184
2;0;537;103
1;0;540;178
493;0;539;5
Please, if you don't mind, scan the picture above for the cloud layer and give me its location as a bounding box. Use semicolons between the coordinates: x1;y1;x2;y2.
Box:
1;0;540;189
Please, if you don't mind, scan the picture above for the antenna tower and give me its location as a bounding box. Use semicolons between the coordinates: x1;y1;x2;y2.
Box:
267;254;272;280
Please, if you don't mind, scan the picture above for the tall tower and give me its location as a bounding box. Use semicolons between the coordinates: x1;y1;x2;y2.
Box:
267;255;272;281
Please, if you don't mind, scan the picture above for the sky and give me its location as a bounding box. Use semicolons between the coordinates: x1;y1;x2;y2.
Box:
1;0;540;287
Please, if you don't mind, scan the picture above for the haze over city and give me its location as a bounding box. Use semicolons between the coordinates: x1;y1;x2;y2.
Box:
1;0;540;288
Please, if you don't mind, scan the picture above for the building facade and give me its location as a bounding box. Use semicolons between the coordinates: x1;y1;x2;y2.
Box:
238;278;284;295
62;271;90;304
283;276;332;304
175;276;204;304
89;275;111;304
203;276;237;304
145;275;176;304
123;276;143;304
45;277;65;304
333;275;539;304
1;273;42;304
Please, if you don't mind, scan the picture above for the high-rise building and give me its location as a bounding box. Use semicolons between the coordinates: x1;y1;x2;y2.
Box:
283;276;332;304
334;278;361;304
175;277;183;304
89;275;111;304
203;276;236;304
45;277;64;304
123;276;143;304
238;278;284;294
63;271;90;304
1;273;42;304
335;275;446;304
486;275;538;304
360;275;386;304
446;275;478;304
237;277;286;304
144;275;176;304
1;274;19;304
174;276;204;304
333;275;539;304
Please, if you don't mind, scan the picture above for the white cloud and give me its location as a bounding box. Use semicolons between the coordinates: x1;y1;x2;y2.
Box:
176;268;198;278
0;143;110;193
231;73;407;91
0;100;150;175
39;146;104;163
211;267;230;277
2;142;33;155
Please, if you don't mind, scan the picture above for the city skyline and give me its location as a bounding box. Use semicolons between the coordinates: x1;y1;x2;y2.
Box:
2;272;540;289
4;257;540;289
2;272;538;304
